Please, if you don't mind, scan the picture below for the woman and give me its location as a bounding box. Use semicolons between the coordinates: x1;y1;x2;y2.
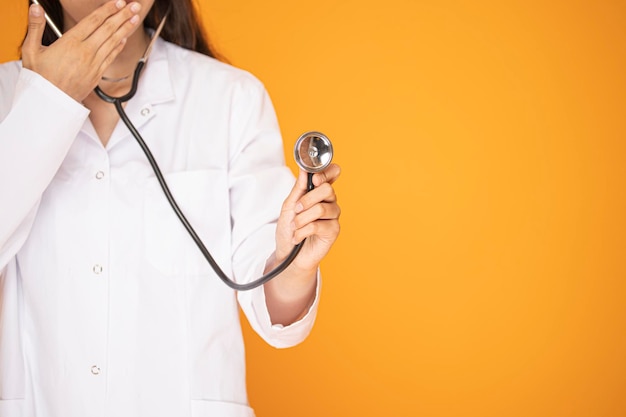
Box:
0;1;341;416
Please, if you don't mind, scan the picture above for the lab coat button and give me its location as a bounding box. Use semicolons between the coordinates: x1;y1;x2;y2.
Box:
95;171;105;179
92;264;103;274
91;365;101;375
141;107;150;116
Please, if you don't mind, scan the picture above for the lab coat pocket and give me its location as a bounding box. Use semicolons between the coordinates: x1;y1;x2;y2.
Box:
142;169;231;277
190;400;255;417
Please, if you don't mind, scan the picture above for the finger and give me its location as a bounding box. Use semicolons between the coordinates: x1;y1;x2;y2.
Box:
294;202;341;229
70;0;128;41
93;10;141;70
293;219;341;245
96;37;128;76
281;169;310;211
312;163;341;188
295;182;337;215
88;2;140;50
23;4;46;54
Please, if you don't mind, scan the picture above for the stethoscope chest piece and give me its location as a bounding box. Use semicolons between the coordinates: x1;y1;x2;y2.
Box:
294;131;333;173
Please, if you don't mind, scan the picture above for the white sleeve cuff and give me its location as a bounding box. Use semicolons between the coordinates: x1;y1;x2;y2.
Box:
237;267;321;349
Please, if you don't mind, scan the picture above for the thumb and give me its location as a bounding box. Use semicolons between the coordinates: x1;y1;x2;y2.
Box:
23;4;46;53
282;169;309;210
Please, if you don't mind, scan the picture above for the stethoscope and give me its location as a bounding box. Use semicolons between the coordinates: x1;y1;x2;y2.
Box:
34;2;334;291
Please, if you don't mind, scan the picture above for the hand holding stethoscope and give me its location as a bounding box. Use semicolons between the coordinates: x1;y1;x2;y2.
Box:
273;154;341;276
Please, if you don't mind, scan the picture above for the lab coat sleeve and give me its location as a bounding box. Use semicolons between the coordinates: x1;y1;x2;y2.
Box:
0;64;90;272
0;258;25;401
227;74;321;348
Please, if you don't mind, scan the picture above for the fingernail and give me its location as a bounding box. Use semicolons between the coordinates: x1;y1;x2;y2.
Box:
130;2;141;12
130;15;139;24
295;203;303;213
116;0;126;9
30;4;42;17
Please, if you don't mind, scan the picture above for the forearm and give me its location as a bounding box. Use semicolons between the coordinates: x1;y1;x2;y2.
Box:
263;253;318;326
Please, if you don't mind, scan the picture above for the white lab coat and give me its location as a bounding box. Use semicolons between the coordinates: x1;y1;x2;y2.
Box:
0;38;319;417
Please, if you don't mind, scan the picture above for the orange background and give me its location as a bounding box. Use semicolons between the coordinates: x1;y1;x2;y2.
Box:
2;1;626;416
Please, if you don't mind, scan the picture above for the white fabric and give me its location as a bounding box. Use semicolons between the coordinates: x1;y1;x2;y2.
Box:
0;38;319;417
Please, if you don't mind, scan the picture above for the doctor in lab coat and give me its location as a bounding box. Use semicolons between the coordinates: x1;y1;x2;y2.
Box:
0;1;341;416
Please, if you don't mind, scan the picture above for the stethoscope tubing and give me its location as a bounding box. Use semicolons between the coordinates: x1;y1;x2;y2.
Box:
95;68;311;291
32;4;298;290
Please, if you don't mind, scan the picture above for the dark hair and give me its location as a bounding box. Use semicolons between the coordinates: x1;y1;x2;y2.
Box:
29;0;220;59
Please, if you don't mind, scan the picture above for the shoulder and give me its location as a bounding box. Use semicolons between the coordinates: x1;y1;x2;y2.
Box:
0;60;22;79
0;60;24;116
0;60;23;97
161;40;267;98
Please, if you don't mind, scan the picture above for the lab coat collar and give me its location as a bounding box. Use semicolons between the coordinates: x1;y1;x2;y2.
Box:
82;36;176;150
128;36;176;109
